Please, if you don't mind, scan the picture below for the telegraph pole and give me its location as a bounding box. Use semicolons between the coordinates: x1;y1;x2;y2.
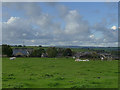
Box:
23;41;25;47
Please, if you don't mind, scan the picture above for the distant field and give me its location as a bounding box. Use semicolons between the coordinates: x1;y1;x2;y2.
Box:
2;58;118;88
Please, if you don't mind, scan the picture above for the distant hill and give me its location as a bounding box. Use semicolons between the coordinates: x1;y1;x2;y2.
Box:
56;46;118;49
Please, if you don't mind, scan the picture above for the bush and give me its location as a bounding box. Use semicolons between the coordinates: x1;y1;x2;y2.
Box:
46;47;57;58
2;44;13;57
30;48;45;57
63;48;72;56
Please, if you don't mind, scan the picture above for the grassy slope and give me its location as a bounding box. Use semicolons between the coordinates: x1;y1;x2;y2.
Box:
2;58;118;88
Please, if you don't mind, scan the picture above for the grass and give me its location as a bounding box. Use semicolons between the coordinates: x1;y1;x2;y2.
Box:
2;57;118;88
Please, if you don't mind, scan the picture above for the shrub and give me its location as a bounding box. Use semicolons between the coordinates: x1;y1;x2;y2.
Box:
46;47;57;58
30;48;45;57
63;48;72;56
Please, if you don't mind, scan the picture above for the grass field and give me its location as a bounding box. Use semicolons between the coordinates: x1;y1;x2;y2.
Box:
2;58;118;88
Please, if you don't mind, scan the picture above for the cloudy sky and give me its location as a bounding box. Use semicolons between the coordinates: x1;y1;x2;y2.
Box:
2;2;118;47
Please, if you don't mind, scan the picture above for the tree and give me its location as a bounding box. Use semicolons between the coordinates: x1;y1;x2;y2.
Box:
30;48;45;57
46;47;57;58
2;44;13;57
39;45;42;47
18;45;22;47
92;52;100;59
57;48;64;54
63;48;72;56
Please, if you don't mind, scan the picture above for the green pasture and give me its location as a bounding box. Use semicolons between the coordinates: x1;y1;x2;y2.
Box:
2;58;118;88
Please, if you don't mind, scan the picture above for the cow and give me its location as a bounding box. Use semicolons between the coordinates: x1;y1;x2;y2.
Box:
75;59;89;62
10;57;16;60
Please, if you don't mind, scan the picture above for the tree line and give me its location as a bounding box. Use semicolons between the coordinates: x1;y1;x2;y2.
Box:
30;47;73;58
2;44;118;60
2;44;73;57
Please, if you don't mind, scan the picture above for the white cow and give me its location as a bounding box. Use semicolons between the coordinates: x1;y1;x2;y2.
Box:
101;57;104;61
75;59;89;62
83;59;89;61
73;56;76;59
75;59;81;62
10;57;16;60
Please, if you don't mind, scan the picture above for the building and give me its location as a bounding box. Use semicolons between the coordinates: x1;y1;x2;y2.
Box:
73;52;93;59
99;53;112;60
13;48;33;57
41;53;48;57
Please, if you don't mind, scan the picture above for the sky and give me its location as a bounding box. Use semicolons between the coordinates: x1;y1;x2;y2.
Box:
2;2;118;47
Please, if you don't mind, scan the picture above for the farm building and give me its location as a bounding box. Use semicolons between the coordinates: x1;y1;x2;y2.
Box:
99;53;113;60
73;52;83;58
41;53;48;57
13;48;33;57
73;52;94;58
73;52;113;60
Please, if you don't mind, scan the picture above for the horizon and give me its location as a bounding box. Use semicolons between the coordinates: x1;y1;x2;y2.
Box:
1;44;119;48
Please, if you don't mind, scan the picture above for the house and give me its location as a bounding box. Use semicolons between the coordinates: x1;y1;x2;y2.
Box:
112;56;120;60
13;48;33;57
73;52;83;58
73;52;93;59
99;53;112;60
41;53;48;57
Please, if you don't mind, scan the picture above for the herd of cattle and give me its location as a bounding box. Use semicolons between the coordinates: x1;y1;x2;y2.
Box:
9;57;90;62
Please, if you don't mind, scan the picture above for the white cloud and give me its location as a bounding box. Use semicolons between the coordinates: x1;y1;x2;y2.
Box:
111;25;117;30
2;17;35;44
89;34;94;38
93;21;118;45
6;17;19;24
57;5;68;17
31;40;35;43
64;10;90;36
22;33;27;36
